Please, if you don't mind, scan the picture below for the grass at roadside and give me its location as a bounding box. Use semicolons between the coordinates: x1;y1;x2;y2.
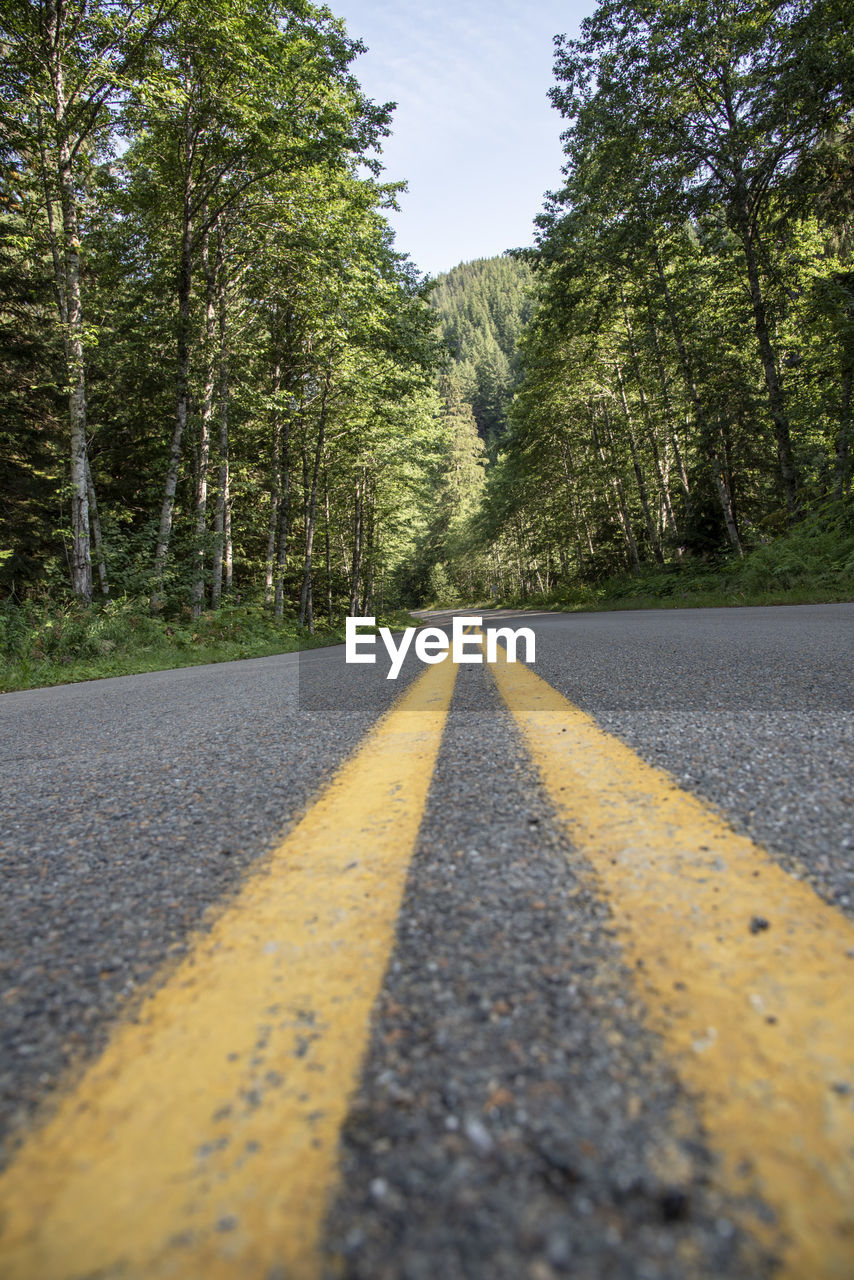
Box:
0;601;417;694
537;577;854;614
535;501;854;613
557;501;854;612
5;501;852;693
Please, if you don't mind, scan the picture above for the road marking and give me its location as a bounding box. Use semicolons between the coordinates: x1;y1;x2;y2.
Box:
491;647;854;1279
0;655;458;1280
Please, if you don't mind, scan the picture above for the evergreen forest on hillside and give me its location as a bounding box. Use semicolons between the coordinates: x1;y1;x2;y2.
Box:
431;256;533;441
1;0;853;686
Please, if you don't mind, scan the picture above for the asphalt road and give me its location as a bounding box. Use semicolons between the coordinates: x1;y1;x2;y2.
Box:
1;603;852;1279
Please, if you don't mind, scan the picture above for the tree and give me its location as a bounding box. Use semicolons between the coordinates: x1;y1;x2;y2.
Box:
1;0;176;598
0;1;450;622
550;0;853;517
115;0;392;607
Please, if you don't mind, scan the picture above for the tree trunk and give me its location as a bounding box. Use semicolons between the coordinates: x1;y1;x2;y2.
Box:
273;406;292;621
264;335;282;607
361;484;376;615
491;544;502;596
57;138;92;601
834;364;852;500
152;178;194;608
594;405;641;571
733;190;799;516
40;4;92;601
299;375;331;631
36;2;174;599
211;244;230;610
614;362;665;564
37;107;67;327
43;115;107;601
41;116;104;602
654;245;743;555
349;475;364;617
643;285;691;502
85;454;109;597
191;226;218;616
324;470;334;625
513;519;527;597
224;494;233;595
619;284;681;545
338;529;351;582
559;440;591;576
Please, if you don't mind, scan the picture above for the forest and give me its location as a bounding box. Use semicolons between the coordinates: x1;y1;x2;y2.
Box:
424;0;854;606
1;0;444;649
1;0;853;686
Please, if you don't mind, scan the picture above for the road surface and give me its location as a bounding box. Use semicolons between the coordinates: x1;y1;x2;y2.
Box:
0;604;852;1279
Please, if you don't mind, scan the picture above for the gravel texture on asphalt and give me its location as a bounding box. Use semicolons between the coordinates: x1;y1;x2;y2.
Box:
0;649;415;1164
323;662;774;1280
426;604;854;920
527;604;854;922
1;603;850;1275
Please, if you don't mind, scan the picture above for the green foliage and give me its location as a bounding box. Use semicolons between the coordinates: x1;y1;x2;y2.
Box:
440;0;854;605
4;0;851;628
402;257;534;603
737;499;854;593
0;0;445;630
0;596;338;692
501;498;854;612
0;591;427;691
0;192;66;593
431;256;533;440
425;562;457;608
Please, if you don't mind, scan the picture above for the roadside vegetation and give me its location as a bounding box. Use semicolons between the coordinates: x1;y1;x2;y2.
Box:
2;0;444;635
0;601;416;694
422;498;854;614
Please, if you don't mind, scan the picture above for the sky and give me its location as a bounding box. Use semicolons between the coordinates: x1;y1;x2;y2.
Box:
333;1;595;278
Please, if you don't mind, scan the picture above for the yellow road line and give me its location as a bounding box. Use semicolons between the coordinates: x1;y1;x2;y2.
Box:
491;648;854;1279
0;656;458;1280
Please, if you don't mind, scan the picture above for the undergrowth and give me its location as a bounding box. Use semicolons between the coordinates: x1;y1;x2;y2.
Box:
437;497;854;614
0;600;416;694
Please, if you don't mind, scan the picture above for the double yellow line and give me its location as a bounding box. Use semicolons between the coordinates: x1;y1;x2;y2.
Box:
1;636;852;1278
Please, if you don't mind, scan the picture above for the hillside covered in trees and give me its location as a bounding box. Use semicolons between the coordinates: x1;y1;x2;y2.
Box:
431;256;532;441
395;256;533;604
